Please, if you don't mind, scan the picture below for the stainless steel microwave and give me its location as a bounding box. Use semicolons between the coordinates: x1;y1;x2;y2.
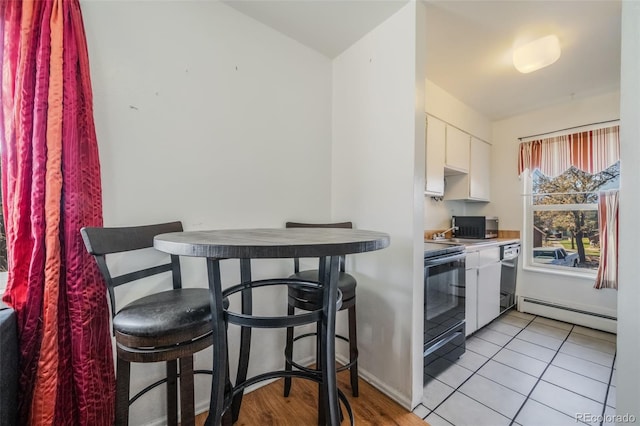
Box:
452;216;499;239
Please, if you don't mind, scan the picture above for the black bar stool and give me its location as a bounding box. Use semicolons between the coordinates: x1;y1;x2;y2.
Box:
81;221;228;426
283;221;360;398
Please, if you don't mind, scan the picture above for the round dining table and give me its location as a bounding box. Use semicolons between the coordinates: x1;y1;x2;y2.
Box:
154;227;390;425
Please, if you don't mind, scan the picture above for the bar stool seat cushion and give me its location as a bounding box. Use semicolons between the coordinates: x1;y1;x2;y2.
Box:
288;270;356;304
114;288;223;342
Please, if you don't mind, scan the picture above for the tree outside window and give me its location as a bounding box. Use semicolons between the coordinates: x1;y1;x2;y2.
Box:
530;162;620;271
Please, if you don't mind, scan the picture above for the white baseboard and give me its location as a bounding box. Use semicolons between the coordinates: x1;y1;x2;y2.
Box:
335;354;412;410
519;297;617;334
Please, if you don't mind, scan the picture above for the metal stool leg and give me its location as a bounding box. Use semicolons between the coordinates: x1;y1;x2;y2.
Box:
232;258;253;421
222;362;234;426
283;303;295;397
166;359;179;425
316;319;325;426
179;356;195;426
115;357;131;426
319;256;341;425
205;258;229;426
348;304;359;397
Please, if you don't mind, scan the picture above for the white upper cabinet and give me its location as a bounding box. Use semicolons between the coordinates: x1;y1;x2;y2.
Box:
424;114;491;202
469;137;491;201
444;137;491;202
444;125;470;174
425;115;445;196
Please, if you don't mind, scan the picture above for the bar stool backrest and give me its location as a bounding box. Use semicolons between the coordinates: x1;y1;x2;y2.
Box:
80;221;184;321
285;221;353;273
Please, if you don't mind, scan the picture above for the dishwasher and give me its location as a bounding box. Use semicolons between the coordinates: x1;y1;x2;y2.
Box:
499;242;520;314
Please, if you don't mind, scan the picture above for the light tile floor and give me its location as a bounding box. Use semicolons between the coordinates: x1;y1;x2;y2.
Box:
413;310;616;426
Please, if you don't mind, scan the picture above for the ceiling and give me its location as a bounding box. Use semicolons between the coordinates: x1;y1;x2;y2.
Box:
224;0;621;121
424;1;621;120
223;0;408;58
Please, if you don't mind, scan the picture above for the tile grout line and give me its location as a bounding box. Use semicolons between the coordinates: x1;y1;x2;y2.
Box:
473;320;610;420
420;312;616;425
422;311;537;423
599;352;617;426
548;359;615;385
561;336;617;356
508;323;580;426
536;378;611;405
488;328;617;369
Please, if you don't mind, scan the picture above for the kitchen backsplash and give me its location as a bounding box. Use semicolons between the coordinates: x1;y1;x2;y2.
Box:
497;230;521;239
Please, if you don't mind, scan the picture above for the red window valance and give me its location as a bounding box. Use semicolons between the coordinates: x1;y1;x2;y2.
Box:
518;125;620;177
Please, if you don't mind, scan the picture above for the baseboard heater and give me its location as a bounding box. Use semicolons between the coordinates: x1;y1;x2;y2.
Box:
519;297;617;334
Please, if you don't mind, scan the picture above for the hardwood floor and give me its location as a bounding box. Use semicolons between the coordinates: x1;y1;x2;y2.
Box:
195;369;427;425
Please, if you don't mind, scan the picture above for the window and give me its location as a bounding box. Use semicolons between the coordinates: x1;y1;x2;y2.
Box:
519;124;620;274
526;162;619;272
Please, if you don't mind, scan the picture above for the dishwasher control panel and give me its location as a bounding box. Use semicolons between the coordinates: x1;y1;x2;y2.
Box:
500;243;521;260
499;242;520;314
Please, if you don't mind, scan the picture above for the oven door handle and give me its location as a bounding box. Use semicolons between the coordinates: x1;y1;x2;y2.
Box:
423;330;464;357
425;252;466;267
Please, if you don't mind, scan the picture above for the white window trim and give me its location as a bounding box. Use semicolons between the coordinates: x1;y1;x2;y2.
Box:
522;172;598;278
533;204;597;212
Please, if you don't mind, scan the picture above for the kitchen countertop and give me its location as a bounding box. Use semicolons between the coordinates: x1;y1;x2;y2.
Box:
495;238;521;245
425;237;520;250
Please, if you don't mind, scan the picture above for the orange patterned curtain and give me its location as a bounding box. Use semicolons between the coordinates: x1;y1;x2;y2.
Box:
594;190;619;290
0;0;114;424
518;125;620;177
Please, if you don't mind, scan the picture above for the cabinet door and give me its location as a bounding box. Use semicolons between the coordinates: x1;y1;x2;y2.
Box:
445;126;470;173
476;261;501;329
465;268;478;336
425;116;445;196
469;138;491;201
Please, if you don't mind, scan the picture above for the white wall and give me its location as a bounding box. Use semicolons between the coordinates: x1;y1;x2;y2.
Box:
617;0;640;420
490;92;619;321
425;80;491;141
332;2;422;408
82;1;332;424
423;80;492;231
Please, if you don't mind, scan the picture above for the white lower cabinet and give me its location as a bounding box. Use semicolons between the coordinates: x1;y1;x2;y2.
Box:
466;246;501;334
476;260;502;329
465;267;478;336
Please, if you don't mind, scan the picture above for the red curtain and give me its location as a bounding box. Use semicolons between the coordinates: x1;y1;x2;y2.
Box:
0;1;115;424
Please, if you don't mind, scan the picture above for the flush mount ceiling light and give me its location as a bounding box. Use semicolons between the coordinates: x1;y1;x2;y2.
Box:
513;35;561;74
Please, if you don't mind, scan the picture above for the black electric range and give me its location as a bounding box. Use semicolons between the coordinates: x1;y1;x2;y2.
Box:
423;241;466;382
424;242;465;259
